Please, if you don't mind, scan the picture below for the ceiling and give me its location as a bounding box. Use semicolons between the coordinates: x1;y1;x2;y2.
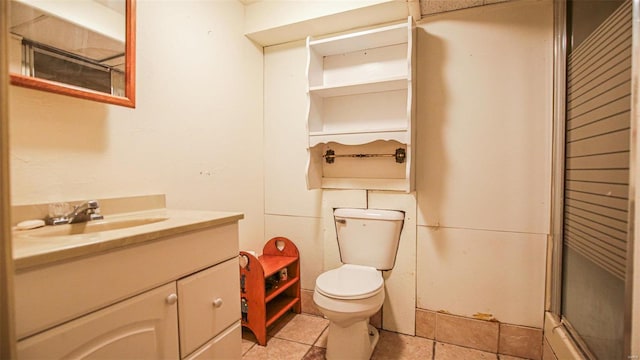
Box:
239;0;510;17
419;0;510;16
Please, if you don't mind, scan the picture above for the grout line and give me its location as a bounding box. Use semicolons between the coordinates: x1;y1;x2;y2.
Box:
301;345;313;360
432;340;437;359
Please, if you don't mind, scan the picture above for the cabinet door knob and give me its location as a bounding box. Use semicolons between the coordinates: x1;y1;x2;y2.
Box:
213;298;223;308
166;293;178;305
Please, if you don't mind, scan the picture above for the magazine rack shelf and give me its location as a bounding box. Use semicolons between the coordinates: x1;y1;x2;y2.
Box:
239;237;301;346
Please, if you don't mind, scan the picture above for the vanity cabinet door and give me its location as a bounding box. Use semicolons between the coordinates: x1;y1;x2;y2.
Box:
17;283;180;360
184;322;241;360
177;257;241;358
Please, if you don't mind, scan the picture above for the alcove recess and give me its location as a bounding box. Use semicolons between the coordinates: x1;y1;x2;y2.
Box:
306;17;415;192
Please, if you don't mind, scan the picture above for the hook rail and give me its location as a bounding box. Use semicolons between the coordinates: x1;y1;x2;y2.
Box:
323;148;406;164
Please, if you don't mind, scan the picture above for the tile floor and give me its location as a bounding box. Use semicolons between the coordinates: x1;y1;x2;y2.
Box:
241;313;532;360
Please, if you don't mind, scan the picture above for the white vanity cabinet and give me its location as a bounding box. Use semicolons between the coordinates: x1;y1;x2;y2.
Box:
17;282;181;358
306;16;415;192
14;218;242;360
177;257;241;358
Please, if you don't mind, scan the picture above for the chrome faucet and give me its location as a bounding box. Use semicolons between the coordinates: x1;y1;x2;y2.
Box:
45;200;104;225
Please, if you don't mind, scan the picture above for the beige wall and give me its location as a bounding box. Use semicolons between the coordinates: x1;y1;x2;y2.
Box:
263;40;323;289
415;0;552;329
8;1;266;251
263;0;553;329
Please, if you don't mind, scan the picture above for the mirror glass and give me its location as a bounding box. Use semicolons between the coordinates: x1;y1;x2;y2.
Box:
8;0;135;107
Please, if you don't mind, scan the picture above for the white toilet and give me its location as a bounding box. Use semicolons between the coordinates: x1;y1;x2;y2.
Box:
313;208;404;360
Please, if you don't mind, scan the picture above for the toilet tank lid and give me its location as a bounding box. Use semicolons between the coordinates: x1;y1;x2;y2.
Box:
334;208;404;221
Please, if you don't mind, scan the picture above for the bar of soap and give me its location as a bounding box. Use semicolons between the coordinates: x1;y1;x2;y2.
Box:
16;219;46;230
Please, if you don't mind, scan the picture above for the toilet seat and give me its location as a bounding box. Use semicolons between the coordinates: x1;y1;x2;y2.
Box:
316;264;383;300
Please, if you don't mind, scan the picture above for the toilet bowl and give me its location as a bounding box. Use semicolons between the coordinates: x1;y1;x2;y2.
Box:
313;264;385;360
313;208;404;360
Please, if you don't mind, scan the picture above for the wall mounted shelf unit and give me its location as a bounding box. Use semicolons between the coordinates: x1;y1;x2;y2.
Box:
306;17;415;192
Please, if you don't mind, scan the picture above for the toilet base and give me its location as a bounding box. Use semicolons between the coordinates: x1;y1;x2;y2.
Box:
326;320;379;360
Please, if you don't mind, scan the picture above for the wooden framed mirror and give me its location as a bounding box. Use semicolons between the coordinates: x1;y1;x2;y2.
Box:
8;0;136;108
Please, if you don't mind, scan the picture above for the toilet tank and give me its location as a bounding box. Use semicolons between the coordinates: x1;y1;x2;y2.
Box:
334;208;404;271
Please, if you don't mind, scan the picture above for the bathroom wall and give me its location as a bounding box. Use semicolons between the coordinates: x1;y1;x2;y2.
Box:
415;0;552;329
8;1;266;251
263;39;322;289
263;0;552;330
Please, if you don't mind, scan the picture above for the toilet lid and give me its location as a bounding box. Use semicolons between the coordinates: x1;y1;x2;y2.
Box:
316;264;383;300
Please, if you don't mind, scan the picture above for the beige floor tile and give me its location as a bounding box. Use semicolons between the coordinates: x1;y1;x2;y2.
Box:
242;337;256;356
371;330;435;359
269;314;329;345
243;337;311;360
435;342;498;360
314;327;328;348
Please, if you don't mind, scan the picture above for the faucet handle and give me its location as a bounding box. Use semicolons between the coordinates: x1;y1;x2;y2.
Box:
89;208;104;221
44;216;71;226
45;202;72;225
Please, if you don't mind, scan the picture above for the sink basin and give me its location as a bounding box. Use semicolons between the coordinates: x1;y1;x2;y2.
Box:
29;217;169;237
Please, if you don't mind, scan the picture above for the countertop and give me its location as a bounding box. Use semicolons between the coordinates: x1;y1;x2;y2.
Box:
12;208;244;271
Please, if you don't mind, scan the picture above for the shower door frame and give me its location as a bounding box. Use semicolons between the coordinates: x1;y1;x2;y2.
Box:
630;0;640;355
549;0;639;358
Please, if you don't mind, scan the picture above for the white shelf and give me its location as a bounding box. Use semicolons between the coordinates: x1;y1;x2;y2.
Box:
309;129;408;147
305;17;415;192
309;76;407;98
309;22;408;56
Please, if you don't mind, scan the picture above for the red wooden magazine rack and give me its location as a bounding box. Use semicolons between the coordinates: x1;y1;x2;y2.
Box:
239;237;301;345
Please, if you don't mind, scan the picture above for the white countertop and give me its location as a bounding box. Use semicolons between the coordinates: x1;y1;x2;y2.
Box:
12;208;244;271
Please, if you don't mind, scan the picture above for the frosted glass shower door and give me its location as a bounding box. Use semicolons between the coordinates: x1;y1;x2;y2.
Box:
561;0;631;358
